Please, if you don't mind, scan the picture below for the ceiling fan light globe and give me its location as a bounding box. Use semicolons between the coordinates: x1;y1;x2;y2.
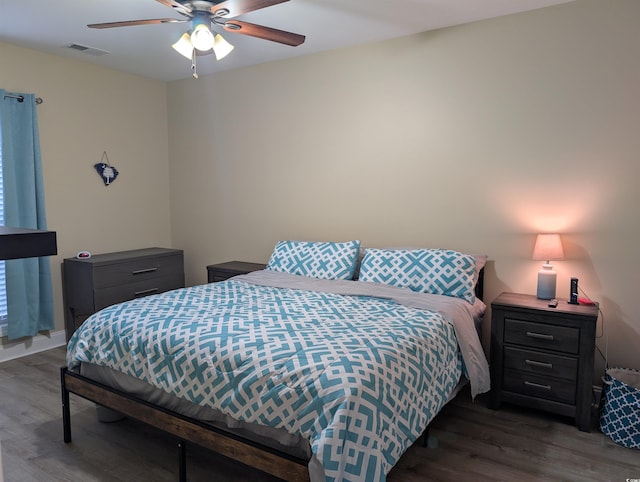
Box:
191;23;215;51
172;32;194;59
213;34;234;60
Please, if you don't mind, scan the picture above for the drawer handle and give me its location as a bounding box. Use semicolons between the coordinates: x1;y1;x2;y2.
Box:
526;331;554;341
524;381;552;391
525;359;553;369
134;288;159;297
132;267;158;275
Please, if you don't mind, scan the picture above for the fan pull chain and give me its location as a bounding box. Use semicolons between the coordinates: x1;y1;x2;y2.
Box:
191;50;199;79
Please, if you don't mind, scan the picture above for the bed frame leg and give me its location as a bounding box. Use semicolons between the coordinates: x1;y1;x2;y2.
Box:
61;367;72;443
422;427;430;447
178;440;187;482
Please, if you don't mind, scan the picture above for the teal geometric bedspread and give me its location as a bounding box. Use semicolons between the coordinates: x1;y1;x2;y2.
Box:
67;277;463;482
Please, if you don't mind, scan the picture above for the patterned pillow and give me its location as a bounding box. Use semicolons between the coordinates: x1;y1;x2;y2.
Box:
358;248;477;303
266;240;361;280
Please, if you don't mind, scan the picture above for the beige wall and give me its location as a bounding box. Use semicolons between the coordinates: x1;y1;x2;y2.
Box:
1;0;637;375
0;42;172;336
167;0;640;373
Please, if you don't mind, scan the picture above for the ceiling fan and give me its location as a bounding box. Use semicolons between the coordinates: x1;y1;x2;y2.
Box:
88;0;305;78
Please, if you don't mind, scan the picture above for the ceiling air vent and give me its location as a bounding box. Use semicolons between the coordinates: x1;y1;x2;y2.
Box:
67;43;110;56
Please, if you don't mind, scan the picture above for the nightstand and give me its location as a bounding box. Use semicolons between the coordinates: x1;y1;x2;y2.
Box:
207;261;266;283
489;292;599;432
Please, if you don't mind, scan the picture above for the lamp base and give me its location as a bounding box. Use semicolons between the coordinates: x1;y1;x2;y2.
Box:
537;264;557;300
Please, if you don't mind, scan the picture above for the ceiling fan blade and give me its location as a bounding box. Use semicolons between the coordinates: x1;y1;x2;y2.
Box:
156;0;192;14
212;0;288;18
223;20;305;46
88;18;186;29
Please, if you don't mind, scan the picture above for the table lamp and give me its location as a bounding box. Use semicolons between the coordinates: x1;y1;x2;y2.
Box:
532;233;564;300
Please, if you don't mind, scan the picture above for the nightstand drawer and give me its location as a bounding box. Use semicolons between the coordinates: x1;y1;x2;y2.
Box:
93;254;183;288
94;275;184;311
504;319;579;354
207;261;266;283
504;346;578;381
210;273;237;282
504;369;576;404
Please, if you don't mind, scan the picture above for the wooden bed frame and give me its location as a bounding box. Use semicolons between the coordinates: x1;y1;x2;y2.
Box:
60;268;484;481
60;367;311;481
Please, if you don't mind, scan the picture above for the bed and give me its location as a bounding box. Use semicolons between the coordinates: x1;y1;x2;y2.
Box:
62;241;490;482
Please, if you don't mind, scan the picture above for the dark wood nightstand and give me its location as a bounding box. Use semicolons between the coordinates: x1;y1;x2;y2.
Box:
488;292;599;432
207;261;266;283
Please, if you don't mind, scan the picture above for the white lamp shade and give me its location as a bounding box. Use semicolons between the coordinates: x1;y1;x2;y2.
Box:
172;33;193;59
213;34;234;60
532;233;564;262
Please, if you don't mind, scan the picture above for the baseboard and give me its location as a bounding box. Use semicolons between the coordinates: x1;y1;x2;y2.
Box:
0;330;66;363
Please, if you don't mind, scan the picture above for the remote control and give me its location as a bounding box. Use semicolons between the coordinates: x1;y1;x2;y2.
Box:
548;299;558;308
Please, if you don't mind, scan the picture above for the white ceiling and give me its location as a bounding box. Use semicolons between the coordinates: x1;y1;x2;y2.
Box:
0;0;574;82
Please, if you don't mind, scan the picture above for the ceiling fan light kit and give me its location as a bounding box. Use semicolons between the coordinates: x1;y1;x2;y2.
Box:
88;0;305;78
172;28;234;61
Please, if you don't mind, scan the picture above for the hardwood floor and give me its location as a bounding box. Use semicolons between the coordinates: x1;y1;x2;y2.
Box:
1;347;638;481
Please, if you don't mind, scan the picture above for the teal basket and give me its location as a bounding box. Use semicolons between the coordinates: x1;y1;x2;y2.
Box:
600;367;640;449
